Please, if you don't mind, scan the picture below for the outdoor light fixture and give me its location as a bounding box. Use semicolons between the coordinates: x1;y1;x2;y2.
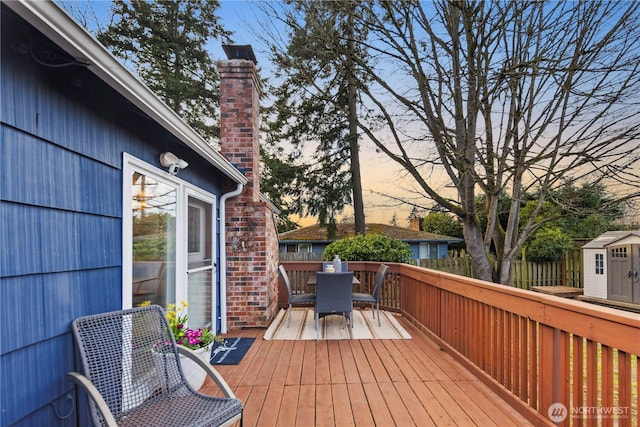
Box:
160;152;188;175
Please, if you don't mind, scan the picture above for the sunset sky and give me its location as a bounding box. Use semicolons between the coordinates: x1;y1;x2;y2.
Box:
62;1;638;229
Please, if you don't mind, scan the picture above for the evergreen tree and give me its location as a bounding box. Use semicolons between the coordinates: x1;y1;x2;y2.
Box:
260;1;369;233
97;0;230;143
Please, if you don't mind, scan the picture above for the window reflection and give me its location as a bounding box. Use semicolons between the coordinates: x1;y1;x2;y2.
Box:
131;172;177;308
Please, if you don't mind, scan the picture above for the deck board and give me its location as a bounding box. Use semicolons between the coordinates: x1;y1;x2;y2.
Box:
202;315;539;426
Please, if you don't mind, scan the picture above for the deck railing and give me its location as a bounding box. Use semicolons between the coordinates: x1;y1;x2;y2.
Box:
280;261;639;426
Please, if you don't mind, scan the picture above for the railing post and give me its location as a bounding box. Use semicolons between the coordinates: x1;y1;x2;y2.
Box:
540;324;569;425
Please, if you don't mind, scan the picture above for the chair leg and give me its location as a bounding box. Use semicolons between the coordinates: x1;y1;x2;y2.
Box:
315;312;319;340
376;303;380;327
287;305;292;327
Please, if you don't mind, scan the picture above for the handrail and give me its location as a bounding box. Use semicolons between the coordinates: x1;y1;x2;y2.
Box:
280;261;639;426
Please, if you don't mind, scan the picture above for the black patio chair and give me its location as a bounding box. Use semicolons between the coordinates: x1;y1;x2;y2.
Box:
315;271;354;340
67;305;243;426
352;264;389;326
279;264;316;326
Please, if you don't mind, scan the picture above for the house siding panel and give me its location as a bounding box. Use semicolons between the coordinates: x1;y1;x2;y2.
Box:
1;334;75;425
1;268;121;353
1;203;120;276
2;128;122;216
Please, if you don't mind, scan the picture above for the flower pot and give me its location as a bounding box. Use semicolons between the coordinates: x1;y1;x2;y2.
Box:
179;345;211;390
153;344;211;391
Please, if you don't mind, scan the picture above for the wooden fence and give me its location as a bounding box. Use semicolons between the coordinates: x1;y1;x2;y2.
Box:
282;249;584;289
418;249;583;289
280;261;639;426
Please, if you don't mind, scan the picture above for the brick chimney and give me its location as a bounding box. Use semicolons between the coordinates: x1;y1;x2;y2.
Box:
218;45;279;329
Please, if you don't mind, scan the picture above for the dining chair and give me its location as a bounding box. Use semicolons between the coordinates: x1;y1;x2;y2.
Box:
315;271;354;339
352;264;389;326
279;264;316;326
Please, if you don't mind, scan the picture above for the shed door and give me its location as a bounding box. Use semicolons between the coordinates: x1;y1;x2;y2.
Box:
607;245;639;303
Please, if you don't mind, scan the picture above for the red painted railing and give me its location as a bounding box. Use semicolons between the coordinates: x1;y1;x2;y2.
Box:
280;261;639;426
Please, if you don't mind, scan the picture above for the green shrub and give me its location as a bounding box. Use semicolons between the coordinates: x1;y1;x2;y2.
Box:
323;233;414;263
525;227;574;262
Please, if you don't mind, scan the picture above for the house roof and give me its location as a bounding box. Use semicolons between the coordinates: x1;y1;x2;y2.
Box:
279;223;463;244
582;230;640;249
4;0;248;185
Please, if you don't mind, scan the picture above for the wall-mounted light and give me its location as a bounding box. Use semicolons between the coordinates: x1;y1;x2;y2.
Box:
160;152;188;175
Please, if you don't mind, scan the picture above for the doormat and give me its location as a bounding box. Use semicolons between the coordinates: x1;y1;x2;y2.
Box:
209;337;255;365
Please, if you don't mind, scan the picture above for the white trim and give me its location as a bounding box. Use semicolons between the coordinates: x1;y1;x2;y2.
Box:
6;0;248;185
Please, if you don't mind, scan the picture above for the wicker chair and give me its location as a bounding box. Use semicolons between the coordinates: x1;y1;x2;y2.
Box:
279;264;316;326
315;272;354;340
67;305;243;426
352;264;389;326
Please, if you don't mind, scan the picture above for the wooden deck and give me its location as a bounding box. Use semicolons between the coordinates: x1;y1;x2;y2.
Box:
201;315;538;426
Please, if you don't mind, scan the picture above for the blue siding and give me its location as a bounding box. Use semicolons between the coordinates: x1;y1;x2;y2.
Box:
1;8;235;425
1;204;120;276
1;334;75;425
438;243;449;258
1;127;122;216
409;242;420;259
1;269;121;354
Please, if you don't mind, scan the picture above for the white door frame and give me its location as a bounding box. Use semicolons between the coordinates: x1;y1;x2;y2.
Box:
122;153;219;331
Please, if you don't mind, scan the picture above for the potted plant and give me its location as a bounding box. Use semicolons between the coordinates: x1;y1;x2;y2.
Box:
165;301;223;350
141;301;223;389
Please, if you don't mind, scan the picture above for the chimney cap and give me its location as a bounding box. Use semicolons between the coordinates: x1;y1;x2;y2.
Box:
222;44;257;63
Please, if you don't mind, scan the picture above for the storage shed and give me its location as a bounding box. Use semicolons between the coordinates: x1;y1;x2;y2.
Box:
582;230;640;305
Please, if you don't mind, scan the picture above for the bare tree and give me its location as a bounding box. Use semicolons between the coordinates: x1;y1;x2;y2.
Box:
346;0;640;283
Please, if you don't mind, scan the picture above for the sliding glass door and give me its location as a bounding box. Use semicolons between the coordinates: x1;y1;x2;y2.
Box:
124;155;217;331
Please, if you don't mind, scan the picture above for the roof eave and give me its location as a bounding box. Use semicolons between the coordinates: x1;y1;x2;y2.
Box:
5;0;248;186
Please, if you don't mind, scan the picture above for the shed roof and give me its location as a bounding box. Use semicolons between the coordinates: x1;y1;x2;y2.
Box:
279;223;463;243
582;230;640;249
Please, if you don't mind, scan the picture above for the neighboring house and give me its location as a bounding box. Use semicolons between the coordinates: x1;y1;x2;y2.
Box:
1;2;278;425
582;230;640;305
279;223;463;259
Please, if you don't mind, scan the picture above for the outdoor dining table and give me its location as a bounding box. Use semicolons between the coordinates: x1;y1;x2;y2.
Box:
306;272;360;286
